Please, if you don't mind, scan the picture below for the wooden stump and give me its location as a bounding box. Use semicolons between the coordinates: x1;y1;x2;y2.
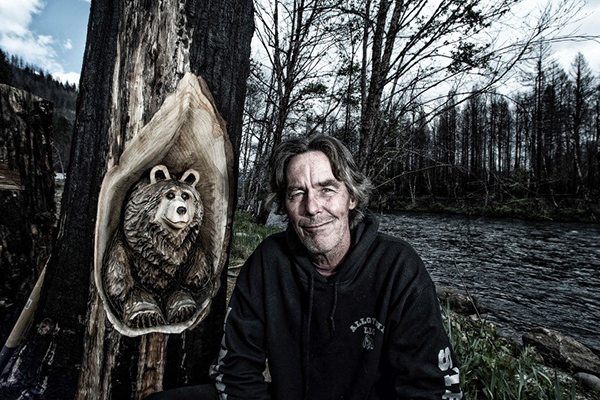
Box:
0;84;56;349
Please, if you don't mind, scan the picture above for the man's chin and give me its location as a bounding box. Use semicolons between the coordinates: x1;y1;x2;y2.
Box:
299;238;333;256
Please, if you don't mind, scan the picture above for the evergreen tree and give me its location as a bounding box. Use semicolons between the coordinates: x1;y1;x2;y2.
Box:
0;49;12;85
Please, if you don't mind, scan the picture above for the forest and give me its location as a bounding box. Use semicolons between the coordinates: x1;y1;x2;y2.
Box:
237;0;600;223
0;49;76;174
2;2;599;223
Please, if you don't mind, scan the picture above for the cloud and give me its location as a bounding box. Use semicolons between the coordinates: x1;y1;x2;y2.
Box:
53;71;80;86
0;0;80;85
550;1;600;73
0;0;44;36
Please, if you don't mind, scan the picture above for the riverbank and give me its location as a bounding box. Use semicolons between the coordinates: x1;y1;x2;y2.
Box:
440;287;600;399
444;306;599;399
378;195;600;223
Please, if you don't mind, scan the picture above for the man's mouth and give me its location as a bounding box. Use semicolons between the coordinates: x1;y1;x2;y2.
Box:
301;220;334;232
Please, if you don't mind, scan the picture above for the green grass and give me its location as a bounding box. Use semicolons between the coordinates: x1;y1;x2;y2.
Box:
229;211;282;268
442;306;591;399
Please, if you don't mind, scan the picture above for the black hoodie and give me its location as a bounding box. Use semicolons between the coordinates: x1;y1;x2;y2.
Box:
210;211;463;399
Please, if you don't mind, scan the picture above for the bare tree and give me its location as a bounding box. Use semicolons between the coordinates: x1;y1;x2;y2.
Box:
243;0;342;220
570;52;595;190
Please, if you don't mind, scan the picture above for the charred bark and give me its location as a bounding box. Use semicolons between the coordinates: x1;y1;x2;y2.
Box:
0;84;56;350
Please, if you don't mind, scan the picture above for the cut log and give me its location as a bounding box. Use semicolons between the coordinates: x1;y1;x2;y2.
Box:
0;84;55;352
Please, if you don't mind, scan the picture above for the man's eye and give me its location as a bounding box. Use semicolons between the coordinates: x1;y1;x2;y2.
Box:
288;192;304;200
166;192;175;200
322;188;335;194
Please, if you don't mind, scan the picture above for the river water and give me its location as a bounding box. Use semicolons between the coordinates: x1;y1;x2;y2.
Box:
377;212;600;352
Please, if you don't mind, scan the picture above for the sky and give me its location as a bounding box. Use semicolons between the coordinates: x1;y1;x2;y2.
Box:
0;0;598;88
0;0;90;86
539;0;600;72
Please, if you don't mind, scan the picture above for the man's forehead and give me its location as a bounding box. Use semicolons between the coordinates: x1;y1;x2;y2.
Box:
286;151;338;185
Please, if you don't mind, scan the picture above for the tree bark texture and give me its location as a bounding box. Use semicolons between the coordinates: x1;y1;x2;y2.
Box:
0;84;56;349
0;0;253;399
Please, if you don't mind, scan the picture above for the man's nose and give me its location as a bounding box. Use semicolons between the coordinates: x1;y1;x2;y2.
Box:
304;192;322;215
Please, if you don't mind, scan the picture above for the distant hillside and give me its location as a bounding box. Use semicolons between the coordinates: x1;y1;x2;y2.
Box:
0;49;77;173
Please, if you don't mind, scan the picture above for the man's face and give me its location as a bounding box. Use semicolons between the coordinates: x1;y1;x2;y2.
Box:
285;151;356;266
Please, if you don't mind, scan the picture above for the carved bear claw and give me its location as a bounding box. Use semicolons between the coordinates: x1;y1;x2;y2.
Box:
122;289;166;328
166;290;198;323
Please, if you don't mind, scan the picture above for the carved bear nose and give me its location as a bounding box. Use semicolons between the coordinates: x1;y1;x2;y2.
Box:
177;206;187;215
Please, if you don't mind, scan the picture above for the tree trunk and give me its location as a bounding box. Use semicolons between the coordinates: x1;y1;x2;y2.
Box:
0;0;253;399
0;84;56;356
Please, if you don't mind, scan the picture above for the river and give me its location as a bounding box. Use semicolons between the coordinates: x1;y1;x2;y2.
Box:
377;212;600;352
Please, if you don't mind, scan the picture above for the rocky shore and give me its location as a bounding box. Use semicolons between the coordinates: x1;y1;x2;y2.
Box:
438;286;600;394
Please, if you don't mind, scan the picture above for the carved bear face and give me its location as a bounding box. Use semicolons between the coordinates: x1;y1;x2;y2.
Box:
122;165;204;265
152;179;202;235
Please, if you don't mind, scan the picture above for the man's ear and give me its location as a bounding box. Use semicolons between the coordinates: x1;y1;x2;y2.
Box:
349;197;357;210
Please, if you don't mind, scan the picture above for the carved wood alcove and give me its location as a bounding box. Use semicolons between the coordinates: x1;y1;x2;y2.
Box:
94;72;233;338
85;73;234;399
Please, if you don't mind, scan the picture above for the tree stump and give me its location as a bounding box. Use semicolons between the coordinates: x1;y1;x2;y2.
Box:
0;84;56;350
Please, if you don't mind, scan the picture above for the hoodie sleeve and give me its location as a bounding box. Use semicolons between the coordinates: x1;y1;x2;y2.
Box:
386;280;464;400
209;254;271;400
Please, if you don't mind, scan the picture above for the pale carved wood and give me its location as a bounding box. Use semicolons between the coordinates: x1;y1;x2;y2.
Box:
79;73;234;399
94;72;232;337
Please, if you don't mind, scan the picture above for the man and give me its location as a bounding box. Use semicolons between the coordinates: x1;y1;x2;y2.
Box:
209;135;463;399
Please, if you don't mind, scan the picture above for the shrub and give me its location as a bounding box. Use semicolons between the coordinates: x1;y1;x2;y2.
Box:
229;211;282;269
443;307;585;399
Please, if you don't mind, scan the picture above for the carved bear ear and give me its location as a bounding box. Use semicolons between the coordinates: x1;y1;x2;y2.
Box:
150;165;171;184
180;169;200;186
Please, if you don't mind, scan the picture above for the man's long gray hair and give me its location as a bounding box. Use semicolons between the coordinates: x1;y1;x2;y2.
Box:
268;135;372;228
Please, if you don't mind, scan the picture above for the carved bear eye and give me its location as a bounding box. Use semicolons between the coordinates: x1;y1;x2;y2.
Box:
166;192;175;200
181;192;190;200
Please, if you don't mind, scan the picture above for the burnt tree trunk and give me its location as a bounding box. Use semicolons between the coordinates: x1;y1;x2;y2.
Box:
0;84;56;350
0;0;253;399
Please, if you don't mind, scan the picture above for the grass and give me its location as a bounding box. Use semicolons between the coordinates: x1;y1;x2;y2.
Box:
442;305;594;399
229;211;282;268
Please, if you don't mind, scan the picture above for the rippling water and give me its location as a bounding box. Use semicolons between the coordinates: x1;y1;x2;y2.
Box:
378;212;600;352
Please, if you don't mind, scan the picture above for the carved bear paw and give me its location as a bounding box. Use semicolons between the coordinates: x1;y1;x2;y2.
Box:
122;289;166;328
166;290;197;323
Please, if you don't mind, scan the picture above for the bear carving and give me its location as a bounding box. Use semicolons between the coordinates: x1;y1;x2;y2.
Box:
103;165;210;329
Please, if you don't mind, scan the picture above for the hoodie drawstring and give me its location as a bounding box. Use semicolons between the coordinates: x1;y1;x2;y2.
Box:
328;281;338;339
304;278;340;398
303;275;314;400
